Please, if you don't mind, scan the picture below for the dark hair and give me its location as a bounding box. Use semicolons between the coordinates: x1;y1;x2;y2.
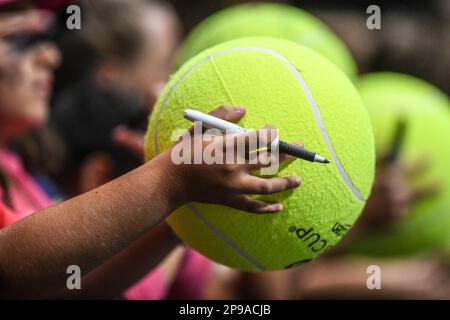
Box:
51;80;147;180
54;0;171;94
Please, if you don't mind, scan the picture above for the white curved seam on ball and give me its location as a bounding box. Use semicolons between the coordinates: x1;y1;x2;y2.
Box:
187;204;264;270
206;46;365;201
235;47;365;202
153;45;365;270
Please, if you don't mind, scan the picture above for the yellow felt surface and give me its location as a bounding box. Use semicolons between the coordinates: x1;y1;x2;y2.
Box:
146;38;375;271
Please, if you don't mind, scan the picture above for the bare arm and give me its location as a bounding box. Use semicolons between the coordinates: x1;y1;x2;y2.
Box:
56;222;180;299
0;106;301;299
0;150;181;299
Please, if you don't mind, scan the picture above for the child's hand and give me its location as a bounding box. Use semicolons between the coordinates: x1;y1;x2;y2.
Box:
160;106;301;214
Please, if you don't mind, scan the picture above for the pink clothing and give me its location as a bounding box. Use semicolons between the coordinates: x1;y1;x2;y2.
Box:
0;149;52;217
123;249;211;300
166;249;212;300
0;202;19;228
123;268;168;300
128;250;211;300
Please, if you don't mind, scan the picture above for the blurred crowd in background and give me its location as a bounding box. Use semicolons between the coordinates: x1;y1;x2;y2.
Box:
0;0;449;299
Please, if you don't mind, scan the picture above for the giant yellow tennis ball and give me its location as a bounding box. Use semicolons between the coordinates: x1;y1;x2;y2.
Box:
178;3;357;78
145;37;375;271
347;72;450;257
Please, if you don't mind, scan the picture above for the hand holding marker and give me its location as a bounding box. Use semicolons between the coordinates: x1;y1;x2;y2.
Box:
183;109;330;164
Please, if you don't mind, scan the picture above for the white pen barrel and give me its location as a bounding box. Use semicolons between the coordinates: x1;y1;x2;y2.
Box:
184;109;329;164
184;109;246;133
184;109;280;147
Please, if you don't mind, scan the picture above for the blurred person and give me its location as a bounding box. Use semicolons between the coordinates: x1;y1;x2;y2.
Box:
9;125;67;203
51;80;210;300
79;0;180;109
52;81;147;195
0;2;301;299
0;4;61;217
51;0;181;189
52;0;210;300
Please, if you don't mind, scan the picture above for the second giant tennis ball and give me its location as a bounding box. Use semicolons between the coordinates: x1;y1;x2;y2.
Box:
146;38;375;271
178;3;357;78
347;72;450;256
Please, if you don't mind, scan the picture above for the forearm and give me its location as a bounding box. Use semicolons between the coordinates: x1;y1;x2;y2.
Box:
0;152;182;298
57;222;180;299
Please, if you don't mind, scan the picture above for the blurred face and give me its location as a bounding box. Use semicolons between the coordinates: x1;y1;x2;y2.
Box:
0;10;61;141
124;5;181;109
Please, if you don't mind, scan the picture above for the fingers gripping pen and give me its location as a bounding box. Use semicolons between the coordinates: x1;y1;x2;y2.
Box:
183;109;329;164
